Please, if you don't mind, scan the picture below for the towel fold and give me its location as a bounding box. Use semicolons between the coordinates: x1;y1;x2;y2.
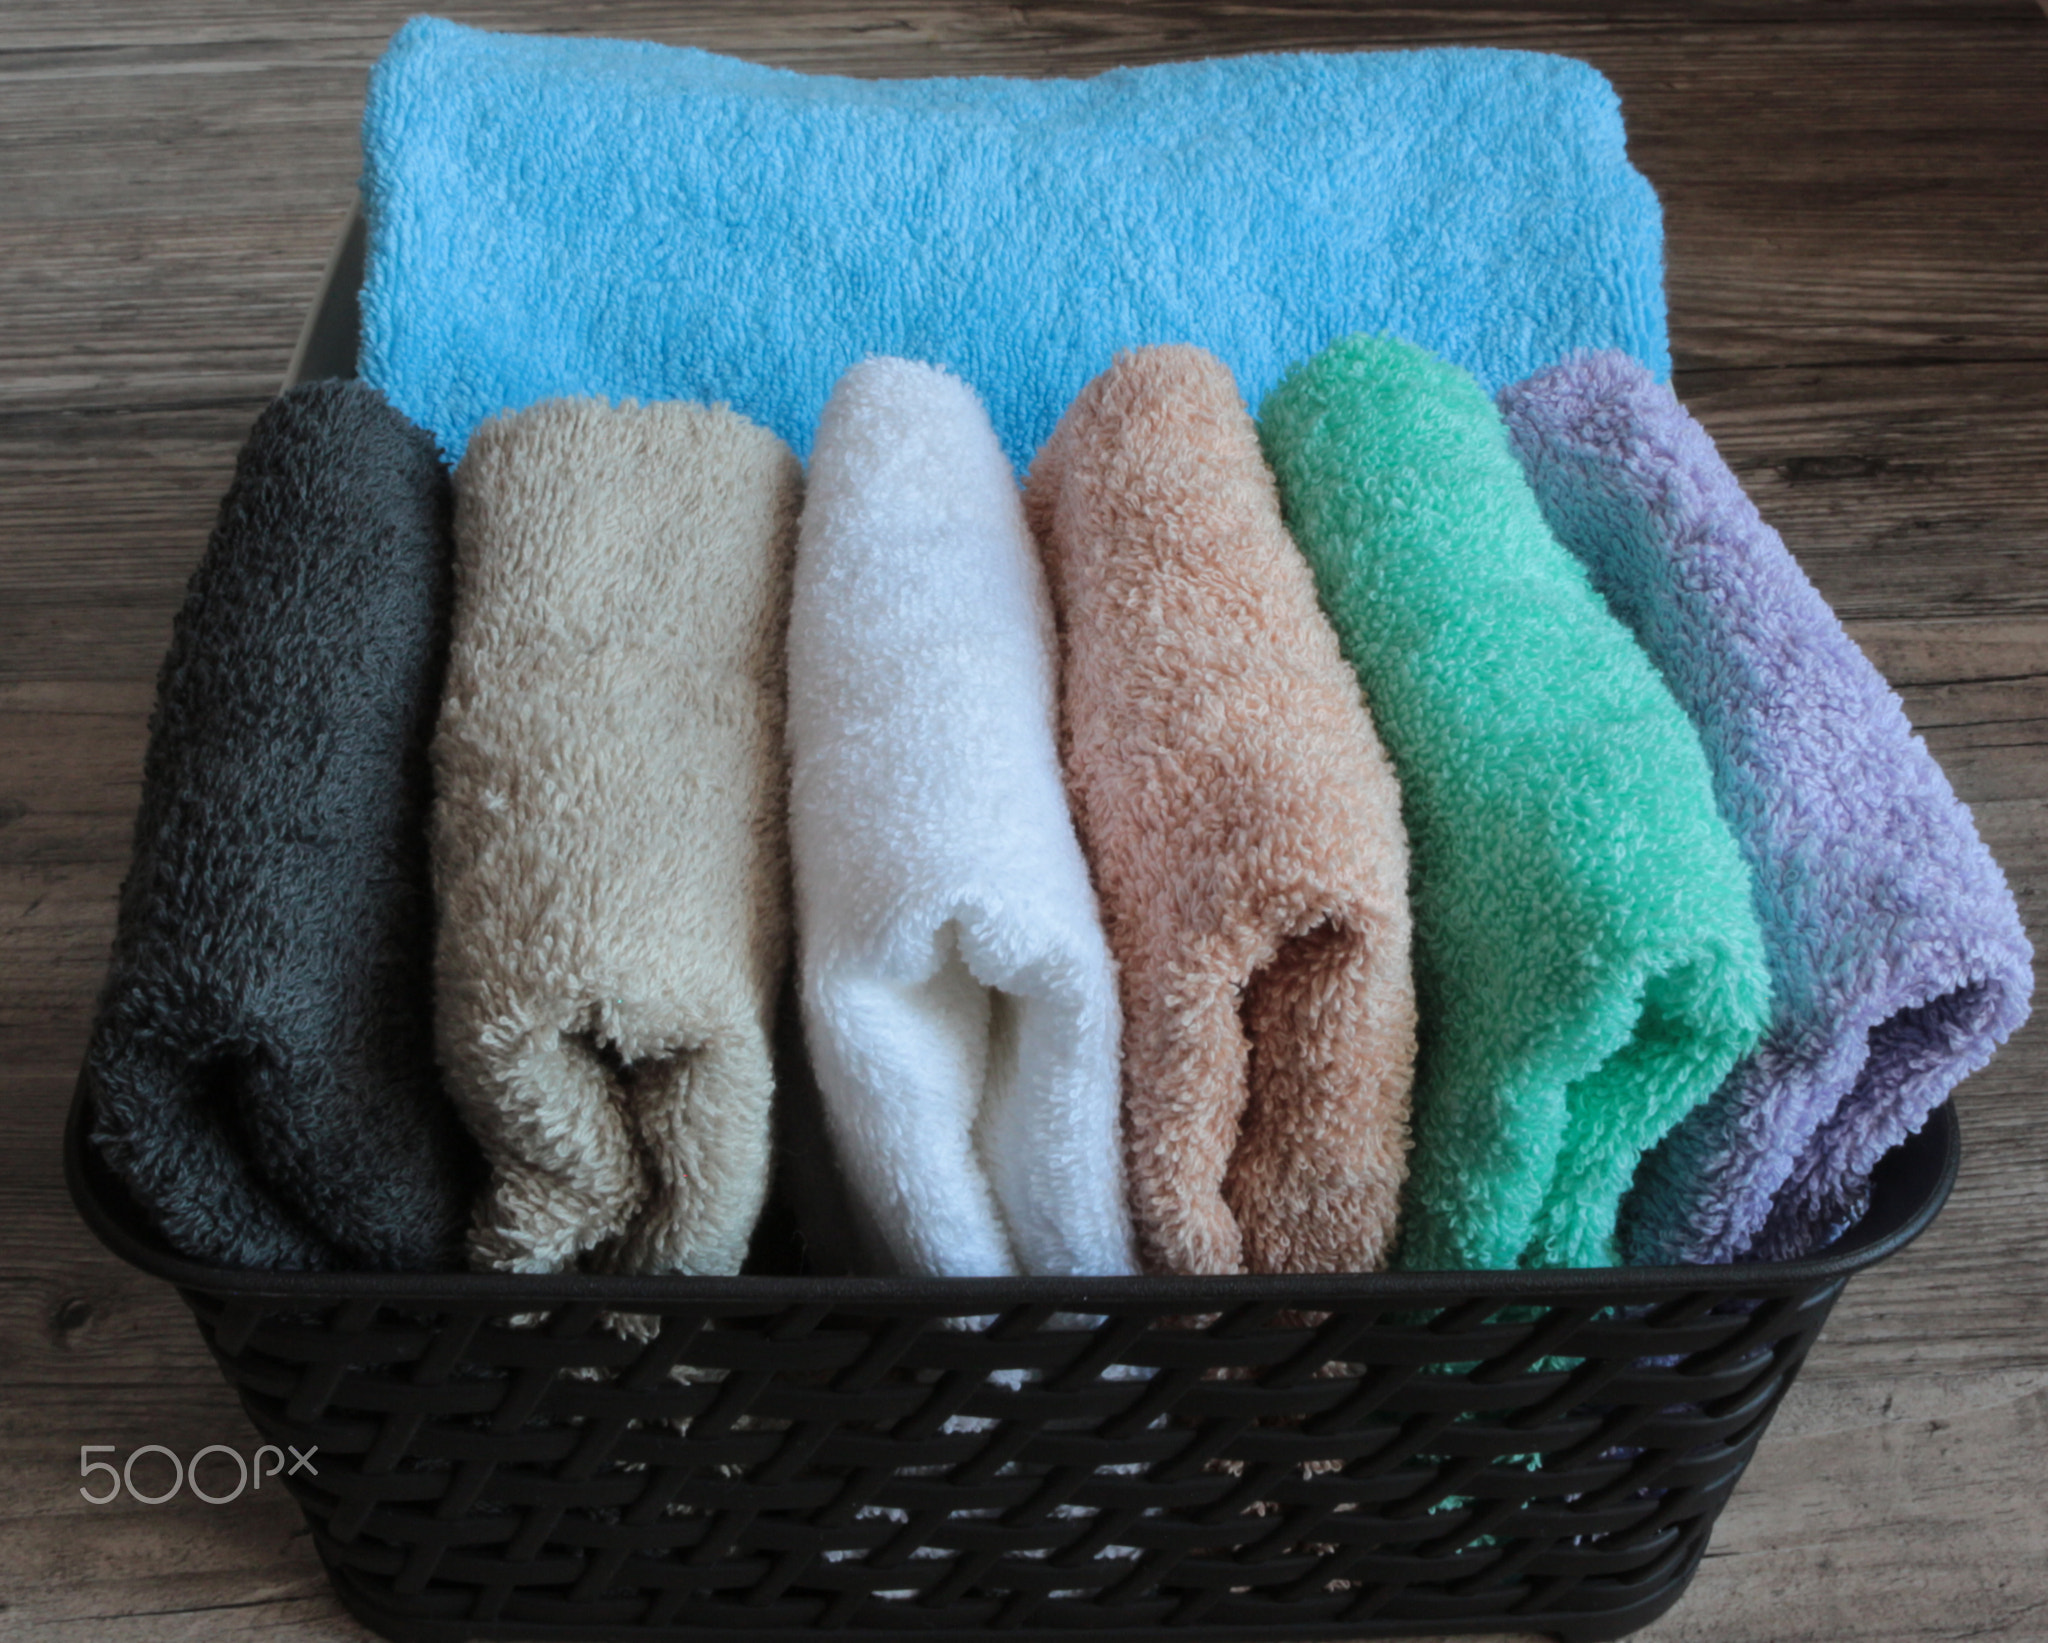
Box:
1259;334;1772;1272
1499;351;2033;1264
431;398;801;1277
84;380;479;1271
1026;345;1417;1276
361;17;1669;468
787;358;1134;1278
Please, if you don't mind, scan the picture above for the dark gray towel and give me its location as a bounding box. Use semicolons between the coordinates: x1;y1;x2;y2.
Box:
84;379;480;1270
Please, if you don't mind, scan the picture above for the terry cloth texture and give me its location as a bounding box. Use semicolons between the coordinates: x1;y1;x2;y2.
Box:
787;357;1135;1280
1027;345;1418;1277
360;16;1670;468
1258;334;1773;1273
432;398;801;1277
84;380;480;1271
1499;351;2033;1264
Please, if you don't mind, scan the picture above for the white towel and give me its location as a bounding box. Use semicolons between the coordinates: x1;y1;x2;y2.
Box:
788;358;1137;1278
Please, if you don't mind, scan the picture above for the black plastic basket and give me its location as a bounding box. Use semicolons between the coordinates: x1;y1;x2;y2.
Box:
66;1070;1959;1643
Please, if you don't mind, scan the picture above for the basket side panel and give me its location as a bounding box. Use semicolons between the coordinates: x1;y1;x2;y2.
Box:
172;1276;1846;1642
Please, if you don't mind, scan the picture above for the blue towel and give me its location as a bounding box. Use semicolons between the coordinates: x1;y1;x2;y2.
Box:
359;18;1669;467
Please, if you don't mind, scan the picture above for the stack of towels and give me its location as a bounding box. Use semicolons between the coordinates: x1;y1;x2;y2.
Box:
82;21;2030;1280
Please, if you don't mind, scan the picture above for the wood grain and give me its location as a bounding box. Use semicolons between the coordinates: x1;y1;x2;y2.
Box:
3;3;2045;1640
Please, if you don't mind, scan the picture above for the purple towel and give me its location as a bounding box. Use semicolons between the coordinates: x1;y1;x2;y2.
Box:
1499;351;2032;1264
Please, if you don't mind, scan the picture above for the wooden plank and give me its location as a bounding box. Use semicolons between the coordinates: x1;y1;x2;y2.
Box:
0;223;330;414
0;0;2042;57
0;1406;353;1640
1666;1388;2048;1643
1672;368;2048;622
0;866;123;1032
0;402;260;564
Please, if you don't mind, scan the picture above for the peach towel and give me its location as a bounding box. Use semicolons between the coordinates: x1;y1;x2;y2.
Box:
1027;345;1417;1275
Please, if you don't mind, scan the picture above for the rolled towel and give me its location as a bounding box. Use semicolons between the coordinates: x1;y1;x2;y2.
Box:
83;380;479;1270
1259;334;1772;1272
1499;351;2033;1264
361;18;1670;467
788;358;1134;1278
1026;345;1417;1276
432;398;801;1277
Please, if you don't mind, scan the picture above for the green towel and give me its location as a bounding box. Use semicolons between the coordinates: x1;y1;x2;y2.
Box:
1258;335;1769;1270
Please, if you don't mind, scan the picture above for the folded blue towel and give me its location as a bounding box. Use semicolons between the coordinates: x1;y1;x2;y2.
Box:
359;18;1670;467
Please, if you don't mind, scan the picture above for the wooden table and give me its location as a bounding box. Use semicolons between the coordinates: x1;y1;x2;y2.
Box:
3;4;2044;1639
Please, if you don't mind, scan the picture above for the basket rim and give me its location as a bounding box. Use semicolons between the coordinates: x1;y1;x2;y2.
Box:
64;1067;1961;1307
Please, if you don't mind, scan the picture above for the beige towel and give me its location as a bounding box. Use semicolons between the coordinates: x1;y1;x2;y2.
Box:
1027;346;1417;1276
432;398;801;1276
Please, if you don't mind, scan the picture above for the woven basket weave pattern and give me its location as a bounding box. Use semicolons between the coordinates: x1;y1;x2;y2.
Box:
184;1282;1830;1639
73;1092;1958;1643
